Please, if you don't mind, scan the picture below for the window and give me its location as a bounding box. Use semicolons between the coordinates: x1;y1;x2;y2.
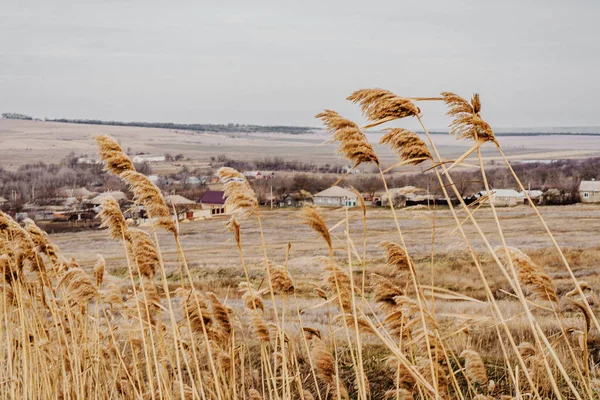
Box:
584;192;590;198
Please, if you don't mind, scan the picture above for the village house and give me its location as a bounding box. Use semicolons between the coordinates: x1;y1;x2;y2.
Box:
199;190;230;215
87;191;128;206
519;189;544;205
280;191;313;207
132;154;166;163
579;180;600;203
165;194;196;206
165;194;211;221
243;171;263;180
313;186;358;207
475;189;521;207
59;187;96;199
0;196;8;206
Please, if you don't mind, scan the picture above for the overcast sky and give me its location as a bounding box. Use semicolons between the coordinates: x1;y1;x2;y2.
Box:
1;0;599;129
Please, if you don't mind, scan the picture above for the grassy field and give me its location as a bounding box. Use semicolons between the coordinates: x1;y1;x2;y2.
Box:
50;203;600;308
3;91;600;399
3;119;600;170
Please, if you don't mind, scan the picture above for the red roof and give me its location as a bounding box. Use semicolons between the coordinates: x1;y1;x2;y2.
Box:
200;191;226;205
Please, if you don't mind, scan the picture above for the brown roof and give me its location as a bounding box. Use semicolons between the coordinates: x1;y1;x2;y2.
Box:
200;190;226;205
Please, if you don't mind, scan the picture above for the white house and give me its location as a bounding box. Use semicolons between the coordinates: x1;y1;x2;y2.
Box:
132;155;166;163
476;189;521;207
313;186;358;207
579;180;600;203
87;191;128;206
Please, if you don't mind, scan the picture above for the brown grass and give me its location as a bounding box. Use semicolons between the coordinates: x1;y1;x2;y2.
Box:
0;87;597;400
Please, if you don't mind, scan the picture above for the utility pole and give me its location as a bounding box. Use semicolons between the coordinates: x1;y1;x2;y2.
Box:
270;185;273;210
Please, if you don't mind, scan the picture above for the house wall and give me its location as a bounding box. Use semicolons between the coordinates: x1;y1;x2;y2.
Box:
314;196;357;207
201;203;232;215
491;196;518;206
314;196;342;207
580;191;600;203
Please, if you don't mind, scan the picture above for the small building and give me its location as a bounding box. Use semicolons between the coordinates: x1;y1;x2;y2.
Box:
199;191;230;216
0;196;7;206
178;208;212;221
313;186;358;207
87;191;128;206
243;171;263;180
476;189;521;207
579;180;600;203
519;190;544;205
132;155;166;163
281;192;313;208
165;194;196;206
59;187;96;199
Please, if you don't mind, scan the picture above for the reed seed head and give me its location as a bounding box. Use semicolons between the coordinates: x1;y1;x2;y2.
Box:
441;92;495;143
380;128;432;165
94;135;135;175
315;110;379;166
302;206;332;252
379;241;412;275
98;197;128;240
461;349;488;386
495;246;557;303
218;167;259;218
94;254;105;287
120;171;177;235
347;88;420;127
126;228;158;278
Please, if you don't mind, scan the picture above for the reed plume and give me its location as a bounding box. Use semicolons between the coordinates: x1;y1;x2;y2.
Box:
461;349;488;386
248;309;271;343
226;216;242;250
126;228;159;278
309;335;349;399
380;128;432;165
319;257;354;313
98;197;128;240
218;167;258;218
94;254;105;286
347;88;420;128
23;218;60;264
207;292;232;342
315;110;378;167
0;211;35;276
0;283;15;306
94;134;135;175
441;92;495;143
495;246;558;303
57;267;98;306
238;282;265;312
379;241;412;274
302;206;332;253
267;262;295;295
182;290;213;336
120;171;177;235
371;274;404;313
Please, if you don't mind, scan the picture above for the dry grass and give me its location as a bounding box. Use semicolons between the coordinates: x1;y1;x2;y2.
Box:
2;89;600;400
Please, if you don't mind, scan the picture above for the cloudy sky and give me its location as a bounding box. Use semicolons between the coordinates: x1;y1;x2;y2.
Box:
1;0;598;129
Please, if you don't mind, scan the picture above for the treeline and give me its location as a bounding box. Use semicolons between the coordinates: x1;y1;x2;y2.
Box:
45;118;313;135
250;158;600;204
211;155;340;173
2;113;33;120
0;153;151;207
